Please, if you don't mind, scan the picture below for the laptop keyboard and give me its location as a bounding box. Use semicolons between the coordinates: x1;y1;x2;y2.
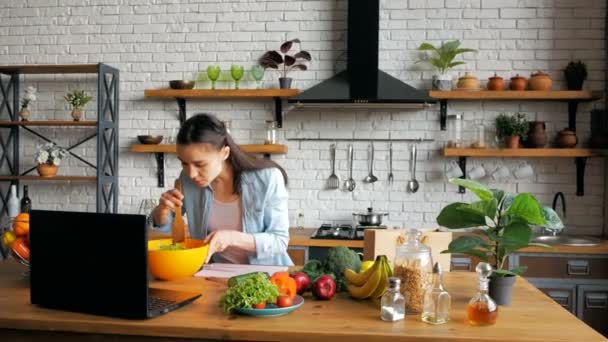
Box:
149;296;177;311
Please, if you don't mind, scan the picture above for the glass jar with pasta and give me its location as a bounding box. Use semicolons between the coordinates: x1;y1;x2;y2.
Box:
394;229;433;314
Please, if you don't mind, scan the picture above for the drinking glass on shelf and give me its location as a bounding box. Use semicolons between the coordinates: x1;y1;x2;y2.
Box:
250;65;265;89
230;65;244;89
207;65;221;90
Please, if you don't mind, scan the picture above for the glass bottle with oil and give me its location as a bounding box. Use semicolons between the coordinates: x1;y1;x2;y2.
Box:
467;262;498;326
422;262;451;324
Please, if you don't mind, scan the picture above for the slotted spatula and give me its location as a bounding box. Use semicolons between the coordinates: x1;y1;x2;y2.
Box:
171;178;186;244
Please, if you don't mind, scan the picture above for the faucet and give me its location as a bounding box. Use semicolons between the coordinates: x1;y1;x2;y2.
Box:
550;192;566;236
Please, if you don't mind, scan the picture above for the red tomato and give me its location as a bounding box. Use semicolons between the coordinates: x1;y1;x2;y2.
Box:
252;302;266;309
276;295;293;308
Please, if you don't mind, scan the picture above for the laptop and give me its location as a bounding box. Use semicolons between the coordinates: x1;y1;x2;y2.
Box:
30;210;201;319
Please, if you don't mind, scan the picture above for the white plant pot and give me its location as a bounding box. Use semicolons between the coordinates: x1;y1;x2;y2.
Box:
432;74;453;90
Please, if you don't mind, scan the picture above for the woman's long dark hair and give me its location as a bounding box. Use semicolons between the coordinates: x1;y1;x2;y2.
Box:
177;113;288;194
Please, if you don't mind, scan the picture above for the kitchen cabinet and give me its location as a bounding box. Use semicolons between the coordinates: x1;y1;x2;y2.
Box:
287;246;308;266
514;253;608;337
449;253;511;272
577;285;608;336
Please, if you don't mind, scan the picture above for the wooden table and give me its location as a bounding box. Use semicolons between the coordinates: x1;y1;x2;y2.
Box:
0;261;605;342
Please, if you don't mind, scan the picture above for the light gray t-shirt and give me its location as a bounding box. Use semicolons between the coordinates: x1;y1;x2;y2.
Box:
207;197;250;264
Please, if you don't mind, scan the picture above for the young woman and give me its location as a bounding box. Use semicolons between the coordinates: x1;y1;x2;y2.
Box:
150;113;292;266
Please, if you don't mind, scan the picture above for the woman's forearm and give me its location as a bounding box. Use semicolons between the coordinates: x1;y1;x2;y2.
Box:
233;231;257;252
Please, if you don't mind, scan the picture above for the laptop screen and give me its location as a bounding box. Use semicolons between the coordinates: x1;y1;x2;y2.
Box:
30;210;150;319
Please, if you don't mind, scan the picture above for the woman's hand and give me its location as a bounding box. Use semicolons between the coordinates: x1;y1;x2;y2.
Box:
203;230;256;263
152;188;184;226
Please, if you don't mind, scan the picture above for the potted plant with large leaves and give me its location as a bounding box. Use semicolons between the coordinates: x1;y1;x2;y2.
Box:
416;40;477;90
259;38;312;89
436;178;563;305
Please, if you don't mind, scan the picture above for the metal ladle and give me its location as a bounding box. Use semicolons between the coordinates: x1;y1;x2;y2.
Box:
407;144;419;193
344;144;356;192
364;142;378;183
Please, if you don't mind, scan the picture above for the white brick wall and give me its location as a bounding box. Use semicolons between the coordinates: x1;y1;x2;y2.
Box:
0;0;605;235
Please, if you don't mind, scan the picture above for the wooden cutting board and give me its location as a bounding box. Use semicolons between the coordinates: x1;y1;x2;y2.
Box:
363;229;452;271
171;178;186;244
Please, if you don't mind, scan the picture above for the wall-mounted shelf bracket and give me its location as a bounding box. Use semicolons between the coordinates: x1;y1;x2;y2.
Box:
575;157;587;196
177;98;186;125
155;152;164;188
458;156;467;194
440;100;447;130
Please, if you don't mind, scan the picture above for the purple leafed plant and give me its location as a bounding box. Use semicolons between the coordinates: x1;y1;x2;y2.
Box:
258;38;312;78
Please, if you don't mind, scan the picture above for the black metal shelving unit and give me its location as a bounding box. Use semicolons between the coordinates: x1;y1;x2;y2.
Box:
0;63;119;257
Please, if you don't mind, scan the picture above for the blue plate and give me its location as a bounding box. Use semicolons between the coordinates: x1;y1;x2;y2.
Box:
233;295;304;317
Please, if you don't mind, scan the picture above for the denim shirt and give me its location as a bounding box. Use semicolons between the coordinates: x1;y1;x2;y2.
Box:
152;168;293;266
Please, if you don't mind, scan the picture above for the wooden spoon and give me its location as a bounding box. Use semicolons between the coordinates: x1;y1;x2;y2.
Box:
171;178;186;244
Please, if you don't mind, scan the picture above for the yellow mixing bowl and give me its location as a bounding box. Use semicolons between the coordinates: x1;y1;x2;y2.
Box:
148;239;208;280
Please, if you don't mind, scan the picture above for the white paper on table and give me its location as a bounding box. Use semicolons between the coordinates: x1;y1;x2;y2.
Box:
194;263;288;278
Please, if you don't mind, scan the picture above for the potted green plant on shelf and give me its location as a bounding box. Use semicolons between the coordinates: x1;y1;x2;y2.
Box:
437;178;563;305
35;142;67;177
564;60;587;90
19;86;37;121
64;90;92;121
259;38;312;89
415;40;477;91
495;112;529;149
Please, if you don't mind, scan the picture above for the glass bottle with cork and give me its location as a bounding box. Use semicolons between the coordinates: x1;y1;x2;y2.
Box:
467;262;499;326
422;262;451;324
393;229;433;314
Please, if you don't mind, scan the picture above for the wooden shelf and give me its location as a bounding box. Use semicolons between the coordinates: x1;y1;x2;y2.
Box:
144;89;301;99
443;147;607;196
130;143;287;187
430;90;603;131
0;64;99;74
130;143;288;155
0;120;97;127
429;90;602;101
0;176;96;181
443;148;599;158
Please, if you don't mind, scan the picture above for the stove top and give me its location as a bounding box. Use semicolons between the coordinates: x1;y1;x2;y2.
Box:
311;224;387;240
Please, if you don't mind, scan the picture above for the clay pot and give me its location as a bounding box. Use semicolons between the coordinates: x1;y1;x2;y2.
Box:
510;74;527;91
487;73;505;91
556;128;578;148
527;121;547;148
71;108;83;121
529;71;552;91
37;164;58;177
505;135;521;149
456;72;480;90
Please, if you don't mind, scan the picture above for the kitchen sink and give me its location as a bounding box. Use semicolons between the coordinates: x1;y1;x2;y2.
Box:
531;235;602;247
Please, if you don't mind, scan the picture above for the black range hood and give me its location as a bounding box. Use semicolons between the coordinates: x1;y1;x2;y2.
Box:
289;0;435;108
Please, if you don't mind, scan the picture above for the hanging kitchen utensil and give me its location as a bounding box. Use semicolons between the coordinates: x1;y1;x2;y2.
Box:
172;178;186;244
407;144;419;193
327;143;340;190
345;144;356;192
364;142;378;183
388;142;394;185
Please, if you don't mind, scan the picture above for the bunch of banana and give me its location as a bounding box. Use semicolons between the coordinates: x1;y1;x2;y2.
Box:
344;255;393;300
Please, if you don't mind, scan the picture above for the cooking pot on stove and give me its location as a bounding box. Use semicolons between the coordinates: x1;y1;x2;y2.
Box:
353;207;388;226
